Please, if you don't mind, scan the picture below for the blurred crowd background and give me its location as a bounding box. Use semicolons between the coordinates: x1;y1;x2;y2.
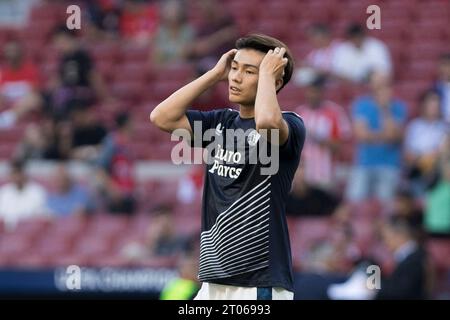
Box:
0;0;449;299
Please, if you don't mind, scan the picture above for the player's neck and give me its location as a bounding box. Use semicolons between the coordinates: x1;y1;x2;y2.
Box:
239;105;255;119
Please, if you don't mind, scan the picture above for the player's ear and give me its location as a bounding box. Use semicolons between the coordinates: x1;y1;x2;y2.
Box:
275;78;284;91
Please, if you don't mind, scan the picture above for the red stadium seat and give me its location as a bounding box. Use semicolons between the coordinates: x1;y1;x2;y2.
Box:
120;43;150;64
34;234;73;258
13;218;52;242
150;63;195;82
89;254;131;268
86;214;130;237
73;236;115;260
427;238;450;272
112;62;149;83
110;80;146;102
88;42;120;63
0;233;32;265
15;253;52;268
51;253;89;267
48;215;89;239
133;256;177;268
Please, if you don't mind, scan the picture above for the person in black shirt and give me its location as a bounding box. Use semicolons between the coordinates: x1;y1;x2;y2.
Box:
50;25;109;119
151;34;305;300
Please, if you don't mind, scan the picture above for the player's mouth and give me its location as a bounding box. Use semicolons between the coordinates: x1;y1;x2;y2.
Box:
229;86;241;95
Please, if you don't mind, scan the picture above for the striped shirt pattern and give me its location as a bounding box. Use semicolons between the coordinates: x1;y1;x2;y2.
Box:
198;175;271;281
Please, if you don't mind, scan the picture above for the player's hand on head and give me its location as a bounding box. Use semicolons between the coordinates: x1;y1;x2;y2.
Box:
259;47;288;80
211;49;238;81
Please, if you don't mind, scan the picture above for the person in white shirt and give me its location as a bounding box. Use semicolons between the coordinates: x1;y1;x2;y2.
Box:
0;160;48;230
332;24;392;83
294;24;342;86
404;89;448;195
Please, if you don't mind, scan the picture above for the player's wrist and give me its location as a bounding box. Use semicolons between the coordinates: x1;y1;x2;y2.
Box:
206;69;224;83
258;72;277;83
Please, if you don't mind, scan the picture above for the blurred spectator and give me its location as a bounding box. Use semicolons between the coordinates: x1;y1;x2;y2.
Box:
177;164;203;205
96;112;136;214
328;214;428;300
187;0;237;74
404;89;448;196
84;0;121;40
119;0;159;45
0;160;48;230
146;205;189;256
424;134;450;236
332;24;392;83
121;205;189;260
69;101;108;162
160;252;200;300
286;167;340;217
14;117;72;161
49;25;109;120
0;40;43;128
294;24;341;86
0;0;35;27
346;72;407;202
376;214;429;299
295;75;351;189
298;204;360;275
390;186;423;231
46;164;94;216
434;53;450;123
151;0;194;65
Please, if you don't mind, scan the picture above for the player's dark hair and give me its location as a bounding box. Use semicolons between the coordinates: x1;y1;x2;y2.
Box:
235;34;294;93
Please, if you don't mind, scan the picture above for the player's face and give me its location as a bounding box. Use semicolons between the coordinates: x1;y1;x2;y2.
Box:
228;49;264;106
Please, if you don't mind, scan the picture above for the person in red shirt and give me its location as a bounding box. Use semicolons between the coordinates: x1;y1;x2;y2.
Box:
0;40;43;128
119;0;159;45
295;76;352;190
96;112;136;214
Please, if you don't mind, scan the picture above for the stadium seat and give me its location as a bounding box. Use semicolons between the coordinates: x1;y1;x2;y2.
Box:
0;233;32;265
427;238;450;272
87;214;130;237
13;218;51;242
133;256;178;268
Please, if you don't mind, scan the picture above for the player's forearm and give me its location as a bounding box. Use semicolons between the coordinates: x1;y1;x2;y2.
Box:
150;70;220;126
254;74;283;130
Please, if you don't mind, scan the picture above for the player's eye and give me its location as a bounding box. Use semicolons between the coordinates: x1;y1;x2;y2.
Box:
246;70;255;74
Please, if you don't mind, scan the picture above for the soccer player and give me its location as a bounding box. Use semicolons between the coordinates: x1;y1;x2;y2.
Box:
150;34;305;300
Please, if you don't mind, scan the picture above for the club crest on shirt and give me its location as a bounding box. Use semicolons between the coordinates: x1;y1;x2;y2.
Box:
247;130;260;146
215;123;223;135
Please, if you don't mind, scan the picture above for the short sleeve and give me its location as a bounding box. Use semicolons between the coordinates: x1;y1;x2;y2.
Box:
393;101;407;125
280;112;306;157
96;135;115;170
352;97;369;122
185;109;223;148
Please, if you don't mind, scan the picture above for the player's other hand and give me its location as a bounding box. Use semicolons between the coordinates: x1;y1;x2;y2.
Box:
259;47;288;80
211;49;238;81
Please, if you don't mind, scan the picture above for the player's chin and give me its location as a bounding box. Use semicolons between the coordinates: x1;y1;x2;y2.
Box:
228;93;246;104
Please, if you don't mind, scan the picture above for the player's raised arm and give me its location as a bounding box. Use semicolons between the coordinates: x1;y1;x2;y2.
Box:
254;47;290;145
149;49;237;135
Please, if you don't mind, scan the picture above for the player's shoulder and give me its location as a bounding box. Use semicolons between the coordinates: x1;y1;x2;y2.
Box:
282;111;306;138
282;111;304;124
